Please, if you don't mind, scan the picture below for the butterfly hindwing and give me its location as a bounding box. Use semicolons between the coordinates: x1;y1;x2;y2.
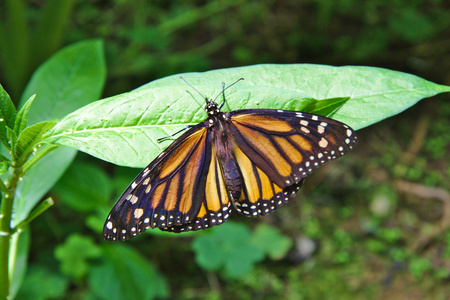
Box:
232;143;305;217
228;109;357;217
161;143;232;233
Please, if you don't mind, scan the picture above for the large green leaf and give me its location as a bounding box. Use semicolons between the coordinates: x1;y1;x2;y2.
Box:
20;39;106;125
43;64;449;168
13;40;106;226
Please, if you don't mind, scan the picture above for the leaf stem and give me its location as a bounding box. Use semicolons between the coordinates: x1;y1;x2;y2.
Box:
21;143;59;174
0;163;21;299
12;197;54;234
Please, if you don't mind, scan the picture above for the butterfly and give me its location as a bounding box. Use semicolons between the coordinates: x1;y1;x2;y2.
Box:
103;78;357;241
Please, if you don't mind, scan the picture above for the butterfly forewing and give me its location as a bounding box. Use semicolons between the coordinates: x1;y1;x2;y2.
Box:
104;125;213;241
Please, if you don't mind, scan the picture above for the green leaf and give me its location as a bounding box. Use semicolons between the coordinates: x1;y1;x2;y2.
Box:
20;39;106;126
13;147;77;227
192;222;264;278
14;94;36;136
52;161;112;212
6;127;17;154
15;266;69;300
54;234;102;280
13;39;106;226
250;223;293;260
14;120;56;162
43;64;449;168
0;154;11;175
88;245;169;300
0;84;17;148
8;229;30;299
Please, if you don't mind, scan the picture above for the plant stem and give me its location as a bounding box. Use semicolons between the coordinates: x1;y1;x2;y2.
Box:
0;164;22;300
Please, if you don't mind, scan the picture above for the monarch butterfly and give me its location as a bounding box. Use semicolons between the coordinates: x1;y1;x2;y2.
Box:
103;78;357;241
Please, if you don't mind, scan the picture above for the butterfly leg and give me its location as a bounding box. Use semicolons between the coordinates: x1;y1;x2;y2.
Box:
157;125;195;143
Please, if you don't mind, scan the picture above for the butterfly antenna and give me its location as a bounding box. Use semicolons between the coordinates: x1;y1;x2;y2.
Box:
180;76;208;103
213;78;244;108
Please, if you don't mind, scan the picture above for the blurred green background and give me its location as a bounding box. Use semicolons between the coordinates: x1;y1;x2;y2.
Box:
1;0;449;299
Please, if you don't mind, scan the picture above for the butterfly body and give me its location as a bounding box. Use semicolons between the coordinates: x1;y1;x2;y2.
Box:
104;86;357;241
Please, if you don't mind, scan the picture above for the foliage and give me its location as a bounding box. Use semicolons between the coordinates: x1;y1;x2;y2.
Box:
0;1;449;299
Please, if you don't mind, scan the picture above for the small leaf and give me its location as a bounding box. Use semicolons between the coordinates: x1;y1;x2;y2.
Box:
6;127;17;153
54;234;102;280
0;83;17;148
43;64;449;168
88;245;169;300
192;222;264;278
0;161;9;175
0;154;11;175
14;94;36;136
14;120;56;162
250;223;293;260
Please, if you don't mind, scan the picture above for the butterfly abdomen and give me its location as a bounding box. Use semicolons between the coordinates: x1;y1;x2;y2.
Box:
212;116;242;201
220;157;241;201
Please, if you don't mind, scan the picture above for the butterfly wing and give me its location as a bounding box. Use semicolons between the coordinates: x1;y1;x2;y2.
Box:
228;109;357;217
160;141;232;233
103;123;215;241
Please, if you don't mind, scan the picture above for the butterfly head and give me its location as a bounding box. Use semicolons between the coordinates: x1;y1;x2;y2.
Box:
205;100;220;116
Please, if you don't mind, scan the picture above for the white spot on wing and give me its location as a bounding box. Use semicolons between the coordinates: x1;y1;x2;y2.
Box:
319;137;328;148
129;195;138;204
134;208;144;218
